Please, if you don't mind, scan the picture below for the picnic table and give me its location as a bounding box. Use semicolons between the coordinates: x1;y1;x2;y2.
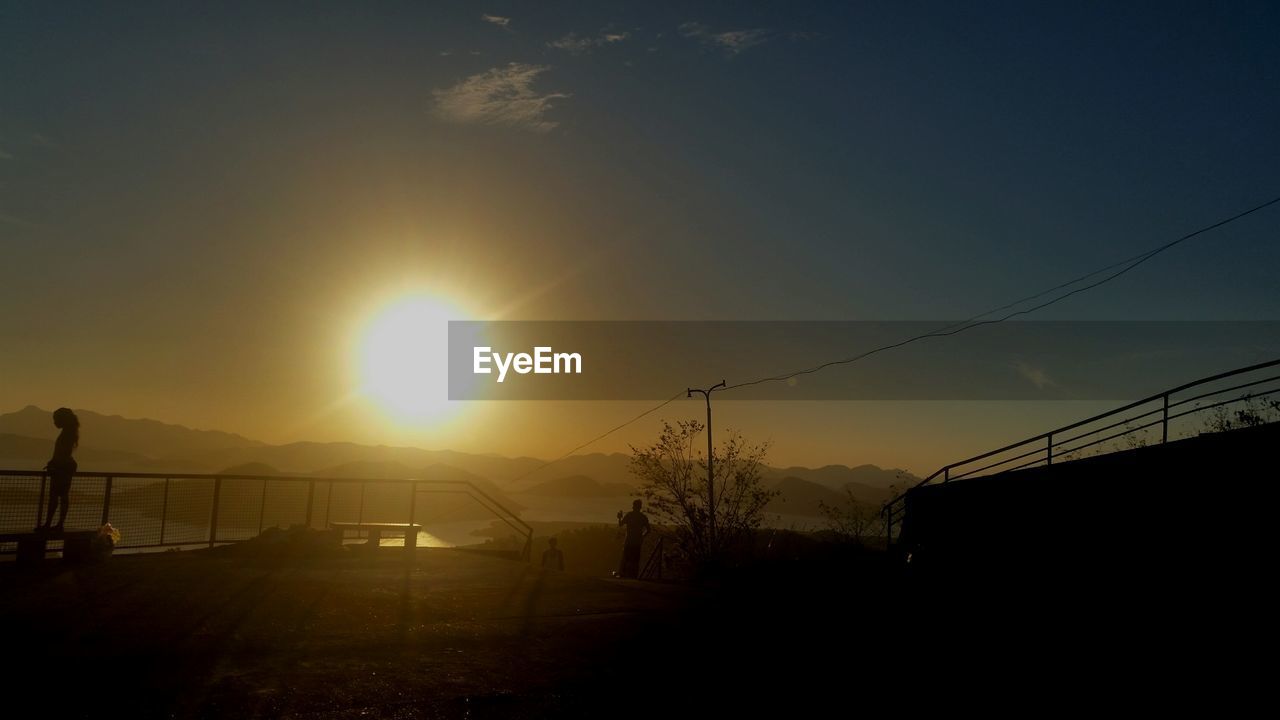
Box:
329;522;422;551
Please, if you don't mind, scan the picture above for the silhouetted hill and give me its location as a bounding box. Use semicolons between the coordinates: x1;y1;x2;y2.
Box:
216;462;282;476
299;461;523;521
766;476;850;517
516;475;634;498
0;406;915;517
0;432;156;469
417;463;524;513
309;460;418;479
0;405;262;458
143;442;553;480
762;463;916;492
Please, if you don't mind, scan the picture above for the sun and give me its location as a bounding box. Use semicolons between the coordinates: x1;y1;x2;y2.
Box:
357;294;471;424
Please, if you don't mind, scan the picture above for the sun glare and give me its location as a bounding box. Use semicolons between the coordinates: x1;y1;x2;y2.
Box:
358;294;470;424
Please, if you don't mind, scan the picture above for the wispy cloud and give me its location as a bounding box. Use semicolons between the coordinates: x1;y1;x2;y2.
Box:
680;22;769;55
30;133;61;149
1011;360;1056;390
0;147;13;160
481;14;511;29
548;30;629;54
432;63;568;133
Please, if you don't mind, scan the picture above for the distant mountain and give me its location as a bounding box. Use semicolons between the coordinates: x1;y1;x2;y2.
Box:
0;406;916;516
142;442;551;479
764;474;898;518
0;405;262;458
0;432;156;470
277;461;524;524
766;476;853;518
516;475;635;498
762;463;917;492
309;460;418;479
417;463;524;513
216;462;282;476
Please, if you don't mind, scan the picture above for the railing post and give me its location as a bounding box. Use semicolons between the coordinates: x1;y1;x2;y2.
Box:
258;479;268;535
209;477;222;548
358;482;365;526
324;481;333;528
408;481;417;527
160;478;170;545
37;474;47;527
1162;394;1169;444
101;476;113;526
306;480;315;529
1046;434;1053;466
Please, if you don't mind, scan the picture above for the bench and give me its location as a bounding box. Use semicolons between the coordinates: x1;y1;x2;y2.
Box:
328;522;422;551
0;530;98;566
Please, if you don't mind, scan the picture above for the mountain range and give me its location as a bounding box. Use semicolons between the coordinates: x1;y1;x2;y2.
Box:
0;405;916;516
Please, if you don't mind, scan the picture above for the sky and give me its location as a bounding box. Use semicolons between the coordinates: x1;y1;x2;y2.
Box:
2;1;1279;475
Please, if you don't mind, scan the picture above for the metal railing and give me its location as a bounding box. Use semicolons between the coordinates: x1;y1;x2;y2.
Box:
639;535;667;580
881;357;1280;545
0;471;534;561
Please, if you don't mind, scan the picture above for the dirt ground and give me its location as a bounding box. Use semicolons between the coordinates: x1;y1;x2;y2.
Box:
2;540;1186;717
0;547;724;718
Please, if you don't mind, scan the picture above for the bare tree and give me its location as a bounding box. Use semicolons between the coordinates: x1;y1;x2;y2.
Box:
818;490;883;544
819;476;907;545
629;420;777;568
1202;394;1280;433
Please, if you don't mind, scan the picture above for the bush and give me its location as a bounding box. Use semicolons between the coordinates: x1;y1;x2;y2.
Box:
629;420;778;572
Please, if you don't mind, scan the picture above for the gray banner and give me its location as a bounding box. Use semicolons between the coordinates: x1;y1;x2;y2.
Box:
446;321;1280;400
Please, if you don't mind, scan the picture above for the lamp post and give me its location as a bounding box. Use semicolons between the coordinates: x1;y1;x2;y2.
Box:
687;381;725;551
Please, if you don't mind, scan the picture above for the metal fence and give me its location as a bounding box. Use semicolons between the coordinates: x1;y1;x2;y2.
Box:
882;357;1280;544
0;472;533;560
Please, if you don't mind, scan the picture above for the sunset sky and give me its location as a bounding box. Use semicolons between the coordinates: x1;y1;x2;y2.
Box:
2;2;1278;474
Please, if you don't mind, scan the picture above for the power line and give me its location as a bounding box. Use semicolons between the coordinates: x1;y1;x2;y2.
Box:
504;390;686;485
724;193;1280;391
510;192;1280;480
926;193;1280;334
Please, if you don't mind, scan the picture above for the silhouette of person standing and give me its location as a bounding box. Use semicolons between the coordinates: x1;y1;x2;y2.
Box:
617;499;651;578
541;537;565;571
40;407;79;532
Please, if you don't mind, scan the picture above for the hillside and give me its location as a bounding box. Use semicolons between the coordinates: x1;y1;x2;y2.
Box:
766;477;852;518
0;405;261;458
516;475;635;498
0;406;917;515
761;463;915;492
216;462;282;476
0;432;157;469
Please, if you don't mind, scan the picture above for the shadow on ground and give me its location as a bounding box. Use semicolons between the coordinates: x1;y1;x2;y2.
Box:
1;541;1227;717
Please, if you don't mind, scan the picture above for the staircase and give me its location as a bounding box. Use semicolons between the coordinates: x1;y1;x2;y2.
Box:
881;358;1280;581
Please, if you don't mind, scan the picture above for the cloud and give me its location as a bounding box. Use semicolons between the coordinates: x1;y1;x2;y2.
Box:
1011;361;1056;390
432;63;569;133
680;22;769;55
548;30;629;54
481;14;511;29
30;133;62;149
0;147;12;160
